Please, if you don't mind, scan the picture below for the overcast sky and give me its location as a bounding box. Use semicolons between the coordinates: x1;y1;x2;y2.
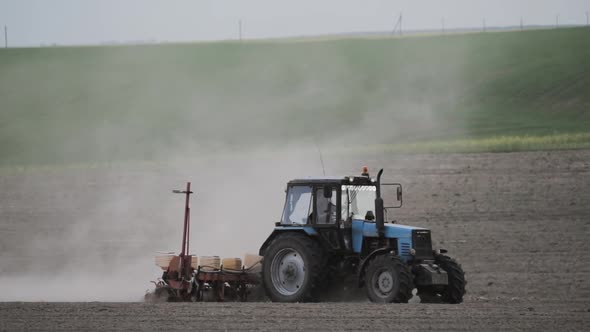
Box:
0;0;588;46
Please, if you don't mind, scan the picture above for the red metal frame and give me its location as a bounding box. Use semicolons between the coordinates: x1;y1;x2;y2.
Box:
166;183;194;291
149;182;259;302
193;269;259;302
176;182;192;258
195;270;258;283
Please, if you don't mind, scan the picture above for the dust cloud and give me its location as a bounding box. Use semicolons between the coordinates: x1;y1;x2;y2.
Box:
0;37;470;301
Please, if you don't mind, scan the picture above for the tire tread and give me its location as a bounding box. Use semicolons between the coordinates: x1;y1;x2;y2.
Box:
436;255;466;304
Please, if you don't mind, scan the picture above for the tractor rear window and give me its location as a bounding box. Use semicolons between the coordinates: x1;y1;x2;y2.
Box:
281;186;312;225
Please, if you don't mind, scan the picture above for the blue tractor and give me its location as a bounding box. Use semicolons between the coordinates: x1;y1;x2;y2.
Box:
259;168;466;303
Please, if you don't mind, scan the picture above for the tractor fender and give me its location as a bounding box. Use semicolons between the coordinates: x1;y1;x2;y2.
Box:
357;247;395;287
258;227;318;256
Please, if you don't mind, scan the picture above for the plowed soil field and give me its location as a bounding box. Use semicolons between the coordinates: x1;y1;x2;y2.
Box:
1;150;589;331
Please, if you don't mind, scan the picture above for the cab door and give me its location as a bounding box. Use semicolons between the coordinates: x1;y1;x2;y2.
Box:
313;186;344;251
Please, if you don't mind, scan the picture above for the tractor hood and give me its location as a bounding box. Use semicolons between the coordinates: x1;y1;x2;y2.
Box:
351;219;429;256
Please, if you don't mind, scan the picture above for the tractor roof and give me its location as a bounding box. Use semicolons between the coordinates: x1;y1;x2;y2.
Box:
288;176;375;186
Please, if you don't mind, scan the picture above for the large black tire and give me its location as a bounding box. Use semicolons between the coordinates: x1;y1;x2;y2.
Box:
419;255;466;304
437;255;466;303
262;232;325;302
364;254;414;303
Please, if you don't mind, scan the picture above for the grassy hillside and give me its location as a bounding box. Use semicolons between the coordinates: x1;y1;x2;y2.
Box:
0;27;589;166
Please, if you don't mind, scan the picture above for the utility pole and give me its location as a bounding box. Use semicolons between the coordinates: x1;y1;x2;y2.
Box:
520;17;523;31
586;11;589;26
391;12;403;36
238;20;242;41
4;26;7;48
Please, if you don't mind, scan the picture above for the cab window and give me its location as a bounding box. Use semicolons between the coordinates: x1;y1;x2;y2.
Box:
281;186;312;225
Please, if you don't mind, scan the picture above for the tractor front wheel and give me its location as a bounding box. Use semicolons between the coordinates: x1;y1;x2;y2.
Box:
418;255;466;304
364;254;413;303
437;255;466;303
262;233;325;302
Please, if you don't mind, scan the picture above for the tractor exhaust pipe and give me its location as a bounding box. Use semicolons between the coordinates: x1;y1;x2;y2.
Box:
375;169;385;237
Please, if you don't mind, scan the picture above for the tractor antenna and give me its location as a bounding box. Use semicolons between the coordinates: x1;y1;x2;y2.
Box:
314;141;326;176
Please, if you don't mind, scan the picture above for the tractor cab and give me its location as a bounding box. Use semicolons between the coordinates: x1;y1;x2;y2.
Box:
271;168;408;255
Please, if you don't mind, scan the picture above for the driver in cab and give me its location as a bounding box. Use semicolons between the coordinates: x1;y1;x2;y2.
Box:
316;188;337;224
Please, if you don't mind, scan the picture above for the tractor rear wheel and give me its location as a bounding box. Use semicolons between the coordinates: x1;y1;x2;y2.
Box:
364;254;413;303
262;232;325;302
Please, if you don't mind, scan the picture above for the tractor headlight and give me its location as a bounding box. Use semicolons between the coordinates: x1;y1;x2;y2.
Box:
410;248;416;256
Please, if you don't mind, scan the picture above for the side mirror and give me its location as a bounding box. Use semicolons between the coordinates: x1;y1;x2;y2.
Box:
382;183;403;208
